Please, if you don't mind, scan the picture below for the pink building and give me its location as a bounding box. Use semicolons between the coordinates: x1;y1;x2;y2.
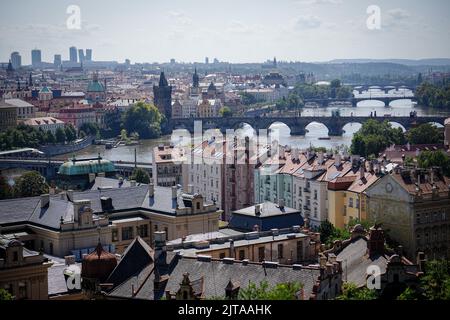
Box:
57;105;96;129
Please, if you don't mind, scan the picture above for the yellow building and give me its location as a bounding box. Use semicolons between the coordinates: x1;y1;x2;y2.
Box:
328;165;379;229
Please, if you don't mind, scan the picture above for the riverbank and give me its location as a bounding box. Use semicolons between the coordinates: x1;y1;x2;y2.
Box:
39;136;94;157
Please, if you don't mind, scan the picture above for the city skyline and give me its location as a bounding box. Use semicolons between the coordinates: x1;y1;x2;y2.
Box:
1;0;450;64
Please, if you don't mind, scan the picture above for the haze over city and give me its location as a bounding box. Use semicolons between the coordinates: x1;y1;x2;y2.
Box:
1;0;450;64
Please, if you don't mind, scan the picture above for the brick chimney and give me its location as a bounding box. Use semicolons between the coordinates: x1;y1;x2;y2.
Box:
368;226;385;257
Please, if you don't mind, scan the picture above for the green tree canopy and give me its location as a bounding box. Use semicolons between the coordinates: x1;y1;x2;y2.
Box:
79;122;100;137
0;288;14;301
131;168;150;184
219;106;233;118
406;123;443;145
238;281;303;300
55;127;66;144
0;175;13;200
336;283;377;300
416;150;450;176
350;120;406;157
122;102;163;139
318;220;351;246
13;171;49;197
420;260;450;300
64;125;77;142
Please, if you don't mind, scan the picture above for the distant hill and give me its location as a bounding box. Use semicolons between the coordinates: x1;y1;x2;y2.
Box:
327;58;450;66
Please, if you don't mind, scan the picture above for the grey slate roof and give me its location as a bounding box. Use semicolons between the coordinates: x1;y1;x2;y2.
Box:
0;185;214;230
107;253;321;300
336;238;388;287
233;202;299;217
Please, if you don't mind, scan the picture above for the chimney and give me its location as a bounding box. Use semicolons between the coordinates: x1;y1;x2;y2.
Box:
88;173;96;183
172;186;178;199
416;252;427;272
255;204;262;216
278;199;285;209
41;194;50;208
334;154;341;167
130;180;136;187
67;190;74;202
229;239;235;259
60;192;66;200
149;183;155;197
360;163;365;179
187;184;194;194
318;152;324;165
368;226;385;257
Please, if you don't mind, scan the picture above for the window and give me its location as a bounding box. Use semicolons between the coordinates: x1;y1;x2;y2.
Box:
258;247;265;262
196;202;200;210
349;198;353;208
49;243;54;255
18;282;27;300
112;229;119;242
13;251;18;262
138;225;148;238
239;250;245;261
219;252;226;259
122;227;134;241
277;244;284;259
314;190;318;200
164;227;169;240
416;214;421;224
299;187;302;196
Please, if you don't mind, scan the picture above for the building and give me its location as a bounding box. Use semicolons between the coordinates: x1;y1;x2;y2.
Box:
5;98;36;120
0;101;17;131
153;72;172;120
10;51;21;69
323;225;422;299
105;232;342;300
69;46;78;63
171;99;183;119
86;49;92;61
169;226;320;265
57;104;96;129
244;86;289;103
328;160;380;229
229;201;304;232
0;235;53;300
0;183;222;258
444;118;450;147
78;49;85;64
54;54;62;68
183;138;256;220
365;167;450;259
197;98;222;118
152;145;184;187
23;117;65;134
86;72;106;103
31;49;41;68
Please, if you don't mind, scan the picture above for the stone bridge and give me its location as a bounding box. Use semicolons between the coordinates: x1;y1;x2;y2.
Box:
303;96;416;107
168;115;447;137
352;84;416;95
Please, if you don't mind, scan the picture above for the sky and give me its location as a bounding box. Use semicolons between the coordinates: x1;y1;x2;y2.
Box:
1;0;449;64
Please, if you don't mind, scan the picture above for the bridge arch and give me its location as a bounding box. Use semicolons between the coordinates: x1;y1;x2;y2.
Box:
388;122;407;132
305;121;330;137
356;99;386;107
342;122;362;136
388;98;414;107
232;122;257;138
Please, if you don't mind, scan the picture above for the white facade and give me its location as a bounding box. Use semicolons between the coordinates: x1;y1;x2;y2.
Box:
5;99;36;120
23;117;65;134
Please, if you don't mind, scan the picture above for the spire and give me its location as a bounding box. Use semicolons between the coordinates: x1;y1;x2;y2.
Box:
193;67;199;88
159;71;168;87
29;73;33;87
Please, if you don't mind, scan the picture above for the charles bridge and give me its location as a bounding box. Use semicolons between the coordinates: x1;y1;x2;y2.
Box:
168;115;447;137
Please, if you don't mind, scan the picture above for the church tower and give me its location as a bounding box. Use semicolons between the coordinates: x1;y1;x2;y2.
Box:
153;71;172;119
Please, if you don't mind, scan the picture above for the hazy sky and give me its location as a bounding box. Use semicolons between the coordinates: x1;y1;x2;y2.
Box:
1;0;449;64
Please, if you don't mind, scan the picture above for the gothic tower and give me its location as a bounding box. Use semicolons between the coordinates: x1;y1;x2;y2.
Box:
153;72;172;119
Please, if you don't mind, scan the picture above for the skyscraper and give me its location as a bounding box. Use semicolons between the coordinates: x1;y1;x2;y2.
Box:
205;57;209;64
86;49;92;61
78;49;85;64
153;72;172;120
69;46;77;63
10;52;21;69
54;54;62;68
31;49;41;68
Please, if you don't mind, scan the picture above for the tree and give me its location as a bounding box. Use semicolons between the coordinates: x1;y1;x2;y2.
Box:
122;102;163;139
240;92;258;105
13;171;49;197
131;168;150;184
406;123;443;145
336;283;377;300
55;127;66;143
397;287;420;300
351;120;406;157
417;151;450;176
64;125;77;142
238;281;303;300
0;288;14;301
79;122;99;137
45;130;56;144
0;175;13;200
318;220;351;246
219;106;233;118
420;260;450;300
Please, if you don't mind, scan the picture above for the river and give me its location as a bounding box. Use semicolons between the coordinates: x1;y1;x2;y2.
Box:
58;89;450;163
